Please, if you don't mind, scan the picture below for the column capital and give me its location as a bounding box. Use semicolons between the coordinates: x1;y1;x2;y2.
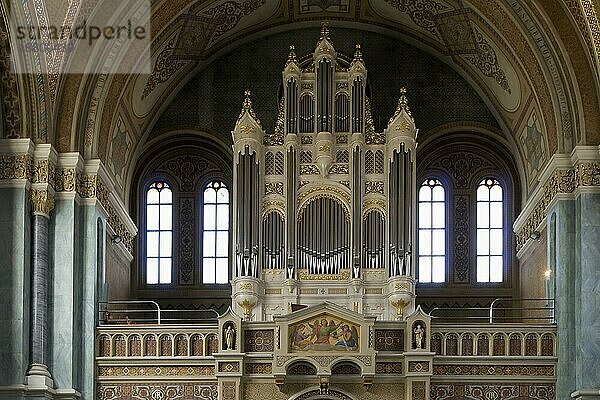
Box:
30;189;54;217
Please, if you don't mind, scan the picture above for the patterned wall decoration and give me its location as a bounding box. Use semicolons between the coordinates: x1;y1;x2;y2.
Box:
0;20;21;139
142;35;188;99
108;117;133;188
173;0;268;60
430;152;492;189
434;9;478;55
365;181;384;194
379;0;452;38
432;365;554;376
97;383;218;400
375;362;403;374
179;198;195;284
520;111;546;183
464;28;511;94
453;195;470;282
412;381;427;400
265;182;284;195
515;162;600;251
97;365;215;377
374;329;404;351
244;329;275;352
218;362;240;373
245;363;272;374
157;155;220;192
295;390;354;400
408;361;430;373
430;384;555;400
222;381;237;400
299;0;350;14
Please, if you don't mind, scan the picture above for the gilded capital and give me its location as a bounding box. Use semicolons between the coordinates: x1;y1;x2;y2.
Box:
30;189;54;217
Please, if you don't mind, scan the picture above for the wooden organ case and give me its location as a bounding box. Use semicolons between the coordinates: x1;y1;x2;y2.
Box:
231;23;419;322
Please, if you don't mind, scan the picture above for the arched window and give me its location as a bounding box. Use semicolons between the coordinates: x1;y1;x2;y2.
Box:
145;181;172;284
202;180;230;284
476;178;503;282
418;179;446;283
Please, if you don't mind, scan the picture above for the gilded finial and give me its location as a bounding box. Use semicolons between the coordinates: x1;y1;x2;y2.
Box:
353;44;363;62
388;87;413;126
398;87;410;115
286;45;298;65
237;90;262;127
320;21;330;40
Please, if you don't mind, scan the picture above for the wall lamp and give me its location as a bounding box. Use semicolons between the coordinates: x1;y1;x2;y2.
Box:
529;231;541;241
111;235;122;245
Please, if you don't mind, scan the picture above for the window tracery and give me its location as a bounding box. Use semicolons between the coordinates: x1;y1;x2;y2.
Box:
418;179;446;283
202;180;230;284
476;178;503;283
145;181;173;284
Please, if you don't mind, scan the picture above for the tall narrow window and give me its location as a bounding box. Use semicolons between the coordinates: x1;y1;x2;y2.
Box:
202;181;229;284
146;181;172;284
418;179;445;283
476;178;503;282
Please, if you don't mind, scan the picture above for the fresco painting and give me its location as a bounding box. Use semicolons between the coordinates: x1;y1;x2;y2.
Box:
289;313;359;352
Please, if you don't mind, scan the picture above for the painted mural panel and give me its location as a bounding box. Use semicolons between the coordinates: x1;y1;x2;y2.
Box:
288;313;359;352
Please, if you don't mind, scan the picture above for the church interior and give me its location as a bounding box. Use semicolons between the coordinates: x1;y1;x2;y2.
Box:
0;0;599;399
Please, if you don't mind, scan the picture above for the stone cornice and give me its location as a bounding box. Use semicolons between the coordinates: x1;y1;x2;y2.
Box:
0;139;137;255
514;146;600;255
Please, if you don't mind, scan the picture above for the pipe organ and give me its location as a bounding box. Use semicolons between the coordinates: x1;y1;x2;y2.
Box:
231;23;419;322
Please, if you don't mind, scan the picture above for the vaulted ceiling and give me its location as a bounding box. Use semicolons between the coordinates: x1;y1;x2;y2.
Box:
1;0;599;205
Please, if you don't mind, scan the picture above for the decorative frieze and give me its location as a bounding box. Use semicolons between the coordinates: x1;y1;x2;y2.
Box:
265;182;284;195
300;164;320;175
432;365;554;376
430;384;555;400
0;154;30;180
54;167;76;192
245;363;272;374
98;383;218;400
328;163;349;174
365;181;384;194
408;361;430;372
98;365;215;377
375;362;403;374
515;162;600;251
218;362;240;373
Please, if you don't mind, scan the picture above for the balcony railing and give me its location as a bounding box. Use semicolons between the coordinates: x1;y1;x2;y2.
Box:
99;300;219;325
428;298;555;323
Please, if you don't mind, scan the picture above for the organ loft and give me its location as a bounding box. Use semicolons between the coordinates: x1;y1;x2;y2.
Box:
231;23;419;322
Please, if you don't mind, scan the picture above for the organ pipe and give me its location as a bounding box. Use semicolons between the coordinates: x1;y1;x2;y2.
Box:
233;25;418;285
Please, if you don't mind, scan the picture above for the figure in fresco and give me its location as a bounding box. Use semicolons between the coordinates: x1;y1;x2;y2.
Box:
290;323;312;349
334;324;358;350
314;320;341;344
308;319;323;340
289;315;360;352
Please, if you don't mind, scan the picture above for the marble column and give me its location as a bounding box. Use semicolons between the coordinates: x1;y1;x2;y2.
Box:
0;187;30;386
552;192;600;400
26;189;54;388
575;193;600;392
550;199;576;400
